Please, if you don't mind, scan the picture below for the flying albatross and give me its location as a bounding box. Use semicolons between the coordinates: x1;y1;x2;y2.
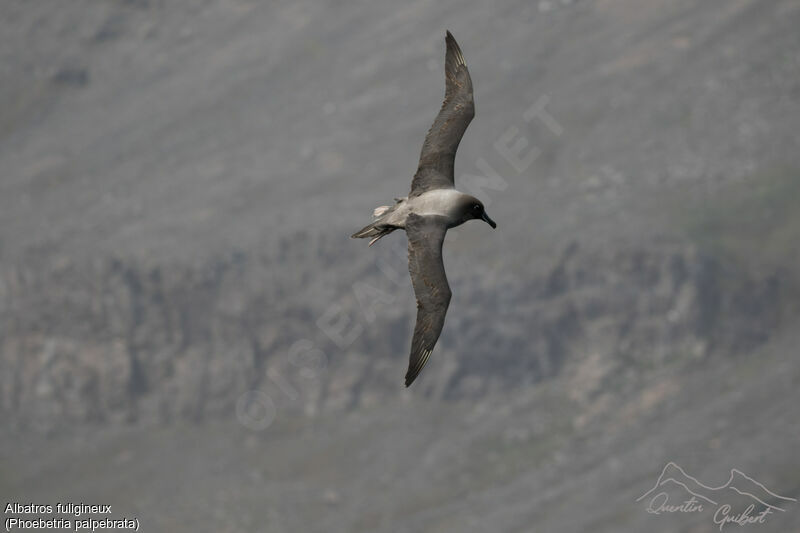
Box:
351;31;497;387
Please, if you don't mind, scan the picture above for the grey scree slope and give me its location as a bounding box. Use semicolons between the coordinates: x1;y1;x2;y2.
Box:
351;31;497;387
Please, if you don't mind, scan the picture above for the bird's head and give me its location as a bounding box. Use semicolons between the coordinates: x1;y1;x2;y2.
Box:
458;196;497;229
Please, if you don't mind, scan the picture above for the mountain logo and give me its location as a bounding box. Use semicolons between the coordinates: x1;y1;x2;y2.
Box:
636;462;796;530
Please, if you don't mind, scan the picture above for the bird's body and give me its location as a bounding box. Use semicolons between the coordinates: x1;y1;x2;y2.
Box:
370;189;477;228
351;31;496;386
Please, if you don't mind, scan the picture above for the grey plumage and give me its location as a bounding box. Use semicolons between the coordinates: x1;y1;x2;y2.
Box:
405;213;451;386
351;31;496;387
410;31;475;196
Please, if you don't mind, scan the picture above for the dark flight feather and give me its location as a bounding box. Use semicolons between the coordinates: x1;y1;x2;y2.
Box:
409;31;475;197
404;213;452;386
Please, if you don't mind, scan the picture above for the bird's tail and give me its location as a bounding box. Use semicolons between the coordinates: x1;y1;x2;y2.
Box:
351;221;395;246
351;199;404;246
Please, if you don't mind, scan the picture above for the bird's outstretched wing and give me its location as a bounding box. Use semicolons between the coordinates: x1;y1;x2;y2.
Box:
405;213;452;386
409;31;475;197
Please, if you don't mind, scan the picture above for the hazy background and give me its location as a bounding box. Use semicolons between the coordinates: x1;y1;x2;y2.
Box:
1;0;799;531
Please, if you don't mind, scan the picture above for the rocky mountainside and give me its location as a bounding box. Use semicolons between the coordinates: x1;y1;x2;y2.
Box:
0;240;791;432
1;0;799;531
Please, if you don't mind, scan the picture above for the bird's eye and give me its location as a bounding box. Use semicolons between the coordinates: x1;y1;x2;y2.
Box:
473;204;481;212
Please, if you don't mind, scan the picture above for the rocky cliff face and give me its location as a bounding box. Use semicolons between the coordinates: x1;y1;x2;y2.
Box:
1;241;785;432
2;2;799;530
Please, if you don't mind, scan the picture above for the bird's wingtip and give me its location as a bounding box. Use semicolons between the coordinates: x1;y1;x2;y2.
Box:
444;31;465;67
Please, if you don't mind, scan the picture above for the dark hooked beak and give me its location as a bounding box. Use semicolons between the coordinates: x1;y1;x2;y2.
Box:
481;212;497;229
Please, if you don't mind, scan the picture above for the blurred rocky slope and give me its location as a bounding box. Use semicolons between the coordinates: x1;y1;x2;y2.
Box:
0;239;793;431
1;0;799;433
